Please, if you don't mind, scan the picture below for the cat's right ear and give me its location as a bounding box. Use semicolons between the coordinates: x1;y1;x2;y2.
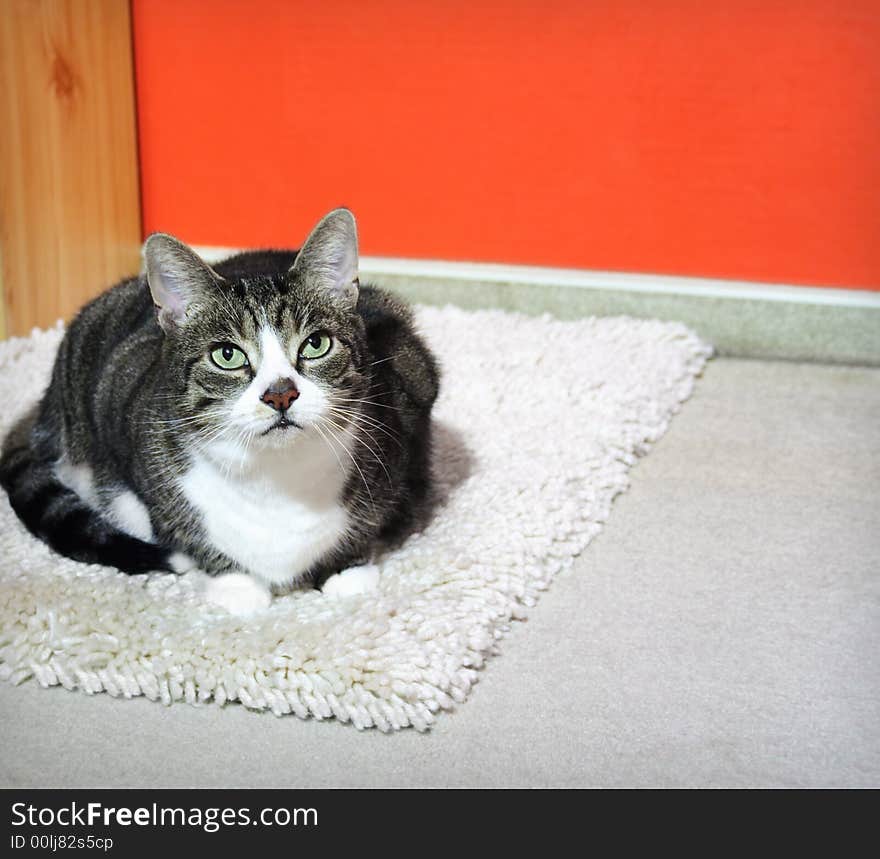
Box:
142;233;222;331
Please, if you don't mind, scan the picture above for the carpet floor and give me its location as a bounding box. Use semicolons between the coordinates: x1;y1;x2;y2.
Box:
0;356;877;787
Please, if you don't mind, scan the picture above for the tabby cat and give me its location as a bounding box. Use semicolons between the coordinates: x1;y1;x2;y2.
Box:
0;209;439;614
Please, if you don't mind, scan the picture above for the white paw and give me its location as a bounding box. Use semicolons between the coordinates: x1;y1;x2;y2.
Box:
168;551;198;573
321;563;380;598
205;573;272;616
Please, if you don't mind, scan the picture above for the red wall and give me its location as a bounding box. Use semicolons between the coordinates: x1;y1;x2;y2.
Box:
133;1;880;289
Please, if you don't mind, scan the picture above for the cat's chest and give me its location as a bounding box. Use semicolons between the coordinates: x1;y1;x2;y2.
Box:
179;440;350;585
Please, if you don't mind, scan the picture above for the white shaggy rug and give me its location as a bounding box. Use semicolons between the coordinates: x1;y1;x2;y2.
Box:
0;306;711;730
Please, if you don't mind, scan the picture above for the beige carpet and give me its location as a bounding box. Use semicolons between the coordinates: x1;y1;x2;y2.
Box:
0;306;710;730
1;358;877;787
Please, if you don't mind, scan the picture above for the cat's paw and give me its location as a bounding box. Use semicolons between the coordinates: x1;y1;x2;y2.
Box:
168;551;198;573
205;573;272;616
321;563;380;598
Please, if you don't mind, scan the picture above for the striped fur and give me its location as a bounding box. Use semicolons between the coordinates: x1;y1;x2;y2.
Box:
0;210;439;590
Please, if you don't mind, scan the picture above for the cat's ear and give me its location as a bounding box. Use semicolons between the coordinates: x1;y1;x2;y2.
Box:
290;208;359;308
142;233;222;331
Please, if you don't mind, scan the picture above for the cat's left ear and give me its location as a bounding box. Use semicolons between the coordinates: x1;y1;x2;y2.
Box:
142;233;223;331
290;208;359;308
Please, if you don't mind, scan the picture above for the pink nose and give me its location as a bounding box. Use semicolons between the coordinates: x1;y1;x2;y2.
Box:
261;378;299;411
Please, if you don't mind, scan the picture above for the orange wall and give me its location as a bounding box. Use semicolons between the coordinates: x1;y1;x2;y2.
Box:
133;0;880;289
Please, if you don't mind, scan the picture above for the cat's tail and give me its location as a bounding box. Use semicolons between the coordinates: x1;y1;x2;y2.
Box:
0;434;173;575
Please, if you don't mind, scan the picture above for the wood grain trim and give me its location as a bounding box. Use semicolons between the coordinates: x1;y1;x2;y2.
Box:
0;0;142;337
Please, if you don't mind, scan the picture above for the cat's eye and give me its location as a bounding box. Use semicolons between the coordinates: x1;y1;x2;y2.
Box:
210;343;249;370
299;331;332;360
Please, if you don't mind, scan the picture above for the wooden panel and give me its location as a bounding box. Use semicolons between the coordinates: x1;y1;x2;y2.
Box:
133;0;880;290
0;0;141;336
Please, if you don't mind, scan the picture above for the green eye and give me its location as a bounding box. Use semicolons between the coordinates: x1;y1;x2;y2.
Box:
300;332;332;360
210;344;248;370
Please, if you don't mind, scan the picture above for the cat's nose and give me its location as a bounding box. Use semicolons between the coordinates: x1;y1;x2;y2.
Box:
260;378;300;411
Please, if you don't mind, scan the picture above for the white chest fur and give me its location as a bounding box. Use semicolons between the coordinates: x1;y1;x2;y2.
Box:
179;431;351;586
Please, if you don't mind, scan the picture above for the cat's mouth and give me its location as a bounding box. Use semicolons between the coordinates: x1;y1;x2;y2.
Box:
261;416;303;435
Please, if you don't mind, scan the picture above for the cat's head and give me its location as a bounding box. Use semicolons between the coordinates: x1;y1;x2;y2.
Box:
142;208;368;455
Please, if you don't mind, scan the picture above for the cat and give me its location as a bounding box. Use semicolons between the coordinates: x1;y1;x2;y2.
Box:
0;208;439;615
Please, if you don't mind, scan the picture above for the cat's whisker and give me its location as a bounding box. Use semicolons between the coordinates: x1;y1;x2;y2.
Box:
366;354;398;367
149;414;223;430
191;422;236;450
321;413;394;490
312;422;350;486
332;401;402;429
316;416;376;513
328;406;399;443
152;410;223;425
332;395;404;412
327;406;403;449
233;425;256;472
